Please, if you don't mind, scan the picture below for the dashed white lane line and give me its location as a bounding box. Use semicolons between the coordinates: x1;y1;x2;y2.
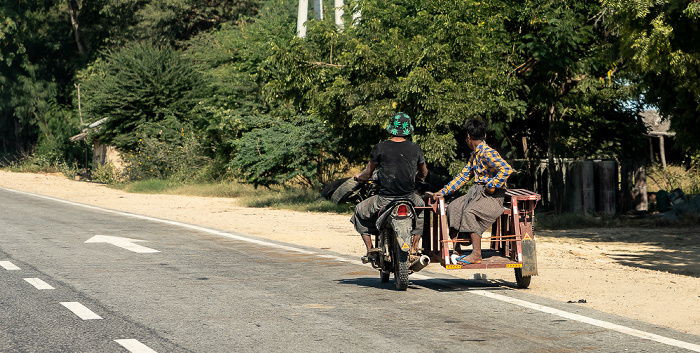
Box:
24;278;54;290
0;261;21;270
60;302;103;320
114;339;158;353
5;187;700;352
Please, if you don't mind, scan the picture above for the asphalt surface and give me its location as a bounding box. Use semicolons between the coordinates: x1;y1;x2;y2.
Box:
1;187;699;352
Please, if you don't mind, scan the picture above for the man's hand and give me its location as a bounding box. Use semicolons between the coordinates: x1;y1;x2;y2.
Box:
355;161;376;183
427;191;444;201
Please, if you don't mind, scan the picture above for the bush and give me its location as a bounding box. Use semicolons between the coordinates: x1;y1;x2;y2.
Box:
121;123;211;182
91;162;119;183
4;152;79;179
228;116;338;188
78;42;207;152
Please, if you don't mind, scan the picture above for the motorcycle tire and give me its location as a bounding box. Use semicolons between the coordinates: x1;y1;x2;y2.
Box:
330;178;360;204
393;240;409;291
321;178;349;200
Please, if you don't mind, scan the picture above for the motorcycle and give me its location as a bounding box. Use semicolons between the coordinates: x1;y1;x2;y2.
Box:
367;198;431;291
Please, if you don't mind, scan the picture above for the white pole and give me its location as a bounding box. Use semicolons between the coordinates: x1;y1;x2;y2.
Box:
313;0;324;20
334;0;344;30
297;0;308;38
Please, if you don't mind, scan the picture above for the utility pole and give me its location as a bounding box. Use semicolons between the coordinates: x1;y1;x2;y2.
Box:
299;0;357;37
334;0;344;30
297;0;308;38
313;0;323;20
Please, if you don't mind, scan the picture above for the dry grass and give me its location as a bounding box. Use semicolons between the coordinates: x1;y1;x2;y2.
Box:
110;179;354;214
647;164;700;195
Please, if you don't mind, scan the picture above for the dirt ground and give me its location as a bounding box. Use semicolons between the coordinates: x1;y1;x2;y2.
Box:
1;171;698;336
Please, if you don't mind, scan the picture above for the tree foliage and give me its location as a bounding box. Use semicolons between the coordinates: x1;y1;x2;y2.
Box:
267;0;646;175
184;0;299;169
0;0;82;157
605;0;700;154
2;0;694;190
229;116;338;187
78;42;206;151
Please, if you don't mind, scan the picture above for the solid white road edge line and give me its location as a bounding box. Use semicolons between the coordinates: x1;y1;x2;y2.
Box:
0;260;21;270
24;278;54;290
60;302;103;320
5;187;699;352
114;339;158;353
2;188;315;255
471;290;700;352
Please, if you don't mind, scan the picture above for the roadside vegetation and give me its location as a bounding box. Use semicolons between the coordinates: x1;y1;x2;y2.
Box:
109;178;354;214
1;0;699;225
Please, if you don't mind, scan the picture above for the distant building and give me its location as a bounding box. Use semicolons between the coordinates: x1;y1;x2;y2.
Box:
69;118;124;179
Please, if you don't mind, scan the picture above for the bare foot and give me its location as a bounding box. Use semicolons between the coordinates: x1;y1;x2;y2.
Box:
453;242;472;256
456;253;482;264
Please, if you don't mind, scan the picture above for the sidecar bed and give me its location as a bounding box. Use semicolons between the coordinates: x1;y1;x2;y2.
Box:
416;189;540;288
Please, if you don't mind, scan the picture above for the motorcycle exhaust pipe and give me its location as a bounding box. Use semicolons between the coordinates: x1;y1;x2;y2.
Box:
410;255;431;272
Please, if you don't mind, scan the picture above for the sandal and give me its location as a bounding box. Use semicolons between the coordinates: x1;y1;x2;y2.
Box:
456;255;482;264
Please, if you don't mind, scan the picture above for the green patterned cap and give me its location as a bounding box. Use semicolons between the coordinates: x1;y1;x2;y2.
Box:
386;112;414;137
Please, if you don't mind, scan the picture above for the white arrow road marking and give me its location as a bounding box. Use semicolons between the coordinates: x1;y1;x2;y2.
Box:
0;261;21;270
60;302;103;320
114;339;158;353
24;278;54;290
85;235;160;253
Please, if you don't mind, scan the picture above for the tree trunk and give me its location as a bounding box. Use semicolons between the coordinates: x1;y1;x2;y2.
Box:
68;0;86;56
659;135;666;168
547;105;565;213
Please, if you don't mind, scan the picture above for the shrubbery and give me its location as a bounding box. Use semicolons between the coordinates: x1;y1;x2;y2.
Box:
79;42;207;153
229;116;337;188
121;123;211;182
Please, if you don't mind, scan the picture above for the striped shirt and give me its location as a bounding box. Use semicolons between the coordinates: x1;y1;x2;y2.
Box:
439;141;512;196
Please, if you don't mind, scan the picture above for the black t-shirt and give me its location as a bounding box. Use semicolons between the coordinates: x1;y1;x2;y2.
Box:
370;140;425;197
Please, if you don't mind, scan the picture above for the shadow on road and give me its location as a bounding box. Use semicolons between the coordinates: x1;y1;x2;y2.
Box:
336;276;513;292
539;226;700;277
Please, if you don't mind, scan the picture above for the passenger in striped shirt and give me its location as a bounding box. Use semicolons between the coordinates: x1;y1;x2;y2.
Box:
430;119;513;264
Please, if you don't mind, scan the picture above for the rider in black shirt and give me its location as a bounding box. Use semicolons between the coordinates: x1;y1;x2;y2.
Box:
350;112;428;261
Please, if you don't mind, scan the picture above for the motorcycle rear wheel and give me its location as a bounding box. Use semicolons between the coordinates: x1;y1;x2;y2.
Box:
393;241;409;291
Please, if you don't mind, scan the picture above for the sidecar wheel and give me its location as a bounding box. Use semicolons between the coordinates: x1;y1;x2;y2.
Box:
515;268;531;289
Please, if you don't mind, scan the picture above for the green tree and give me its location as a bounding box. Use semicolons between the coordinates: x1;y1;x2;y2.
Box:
78;42;207;151
229;116;338;187
185;0;305;178
268;0;644;164
0;0;84;162
605;0;700;154
88;0;262;47
508;0;647;211
267;0;523;171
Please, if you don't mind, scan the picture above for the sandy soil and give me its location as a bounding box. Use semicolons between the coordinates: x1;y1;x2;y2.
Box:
1;171;698;336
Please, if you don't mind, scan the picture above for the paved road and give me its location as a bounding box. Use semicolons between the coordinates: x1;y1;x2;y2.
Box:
1;188;699;352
